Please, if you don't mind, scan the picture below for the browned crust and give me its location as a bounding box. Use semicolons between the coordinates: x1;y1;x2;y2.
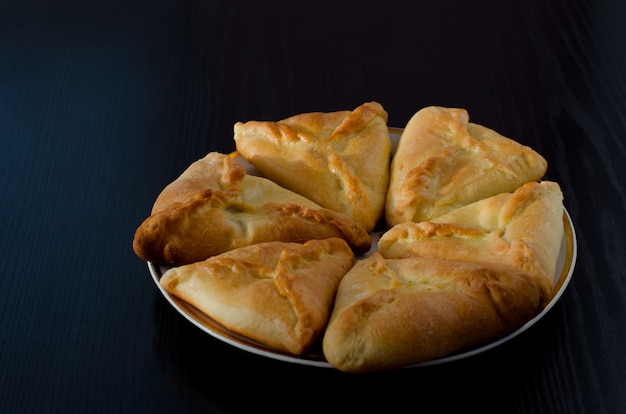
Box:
322;253;544;373
379;181;564;303
234;101;391;232
160;238;355;355
133;152;370;265
385;106;547;226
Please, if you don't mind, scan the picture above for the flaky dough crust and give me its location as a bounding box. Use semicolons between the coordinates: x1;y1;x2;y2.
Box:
322;253;544;373
379;181;564;299
234;101;391;232
133;152;370;265
161;238;355;355
385;106;547;226
324;181;564;372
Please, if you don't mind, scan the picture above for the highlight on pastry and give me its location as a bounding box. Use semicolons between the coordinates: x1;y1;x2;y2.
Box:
160;238;355;356
234;101;391;232
133;152;370;265
379;180;565;295
323;253;547;373
385;106;547;227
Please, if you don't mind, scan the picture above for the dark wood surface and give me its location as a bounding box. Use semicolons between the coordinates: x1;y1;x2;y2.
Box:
1;0;625;412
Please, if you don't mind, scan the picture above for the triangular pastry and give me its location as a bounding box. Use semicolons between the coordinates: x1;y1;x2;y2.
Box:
322;253;546;373
133;152;370;265
160;238;355;356
325;163;564;373
385;106;548;226
233;101;391;232
379;180;564;298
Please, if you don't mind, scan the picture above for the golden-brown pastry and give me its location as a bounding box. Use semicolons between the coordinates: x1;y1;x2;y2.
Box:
379;180;564;298
324;156;563;372
322;253;545;373
160;238;355;356
385;106;548;226
233;101;391;232
133;152;370;265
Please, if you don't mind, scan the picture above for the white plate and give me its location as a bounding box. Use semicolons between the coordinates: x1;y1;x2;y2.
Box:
148;127;578;369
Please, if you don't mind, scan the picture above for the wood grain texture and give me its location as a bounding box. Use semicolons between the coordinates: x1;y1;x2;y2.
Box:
1;0;625;412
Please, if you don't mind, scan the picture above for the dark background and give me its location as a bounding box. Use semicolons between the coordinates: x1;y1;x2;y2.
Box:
1;0;625;412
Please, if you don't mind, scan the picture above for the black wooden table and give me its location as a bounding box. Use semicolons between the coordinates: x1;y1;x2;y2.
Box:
2;0;625;412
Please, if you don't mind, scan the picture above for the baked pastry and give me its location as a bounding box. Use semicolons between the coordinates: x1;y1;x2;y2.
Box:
379;180;564;298
133;152;370;265
134;104;567;372
385;106;548;226
160;238;355;356
325;181;564;372
233;101;391;232
322;253;546;373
